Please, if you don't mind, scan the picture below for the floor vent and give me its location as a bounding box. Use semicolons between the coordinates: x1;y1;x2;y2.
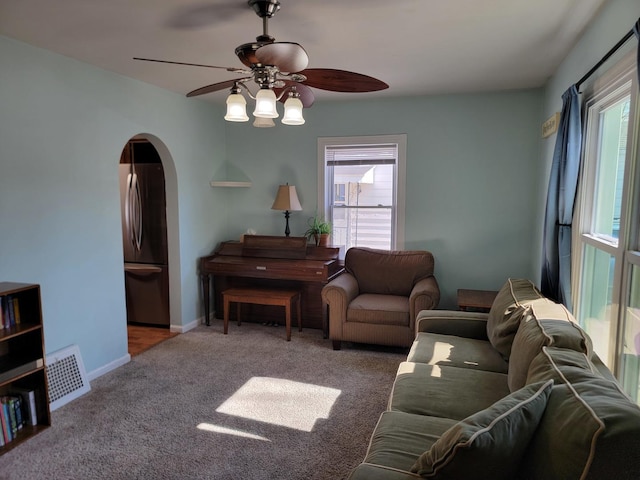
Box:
46;344;91;411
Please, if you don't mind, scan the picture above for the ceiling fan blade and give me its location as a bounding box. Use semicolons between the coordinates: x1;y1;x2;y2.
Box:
133;57;244;72
186;78;250;98
274;82;315;108
300;68;389;92
255;42;309;73
235;42;267;69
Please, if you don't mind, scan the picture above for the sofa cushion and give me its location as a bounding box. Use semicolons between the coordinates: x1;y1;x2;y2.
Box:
486;278;544;359
348;294;409;326
508;300;592;391
345;247;434;296
363;411;458;473
407;332;508;374
519;347;640;479
348;463;424;480
390;362;510;420
411;380;553;479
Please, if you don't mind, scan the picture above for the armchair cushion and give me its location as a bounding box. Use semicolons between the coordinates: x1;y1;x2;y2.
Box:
349;294;409;326
345;248;435;296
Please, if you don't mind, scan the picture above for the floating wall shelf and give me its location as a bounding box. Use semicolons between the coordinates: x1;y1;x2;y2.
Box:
210;163;252;188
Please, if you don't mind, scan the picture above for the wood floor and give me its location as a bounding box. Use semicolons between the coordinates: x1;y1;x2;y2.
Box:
127;324;178;356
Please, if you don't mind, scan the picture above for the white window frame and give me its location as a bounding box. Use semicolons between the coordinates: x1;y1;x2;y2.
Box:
574;50;640;375
317;134;406;251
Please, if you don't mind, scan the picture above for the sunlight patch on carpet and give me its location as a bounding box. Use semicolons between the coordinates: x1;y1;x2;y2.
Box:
197;423;271;441
216;377;341;432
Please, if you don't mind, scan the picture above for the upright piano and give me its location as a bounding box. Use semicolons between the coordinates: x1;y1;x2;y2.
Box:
199;235;344;336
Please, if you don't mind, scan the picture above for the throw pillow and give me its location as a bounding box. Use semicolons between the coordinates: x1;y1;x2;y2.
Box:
486;278;544;359
410;380;553;479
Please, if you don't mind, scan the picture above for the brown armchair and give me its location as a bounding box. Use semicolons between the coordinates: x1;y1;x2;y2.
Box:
321;247;440;350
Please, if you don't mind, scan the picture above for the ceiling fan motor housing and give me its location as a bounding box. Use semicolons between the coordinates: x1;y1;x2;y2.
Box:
249;0;281;19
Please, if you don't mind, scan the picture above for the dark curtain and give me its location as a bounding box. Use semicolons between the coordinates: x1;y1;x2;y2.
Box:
540;85;582;311
635;19;640;85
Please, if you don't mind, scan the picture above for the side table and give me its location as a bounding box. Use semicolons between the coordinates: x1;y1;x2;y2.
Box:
457;289;498;313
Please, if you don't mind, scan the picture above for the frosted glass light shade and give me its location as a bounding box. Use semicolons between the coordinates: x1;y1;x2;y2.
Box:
224;93;249;122
253;116;275;128
282;96;305;125
253;89;279;118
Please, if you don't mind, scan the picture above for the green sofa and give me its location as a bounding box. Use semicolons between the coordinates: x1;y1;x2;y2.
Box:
347;278;640;479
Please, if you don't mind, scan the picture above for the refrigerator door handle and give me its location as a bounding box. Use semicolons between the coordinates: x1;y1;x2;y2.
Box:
125;173;134;248
131;172;143;252
125;264;162;275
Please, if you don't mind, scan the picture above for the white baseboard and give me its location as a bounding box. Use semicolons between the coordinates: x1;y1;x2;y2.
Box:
86;317;205;380
171;317;203;333
87;353;131;381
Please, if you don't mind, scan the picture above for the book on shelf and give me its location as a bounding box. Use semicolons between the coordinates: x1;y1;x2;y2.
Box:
0;401;12;443
0;358;44;384
0;398;18;439
12;396;23;430
0;396;28;446
7;299;15;328
10;387;38;426
12;298;20;325
0;296;6;329
0;295;20;329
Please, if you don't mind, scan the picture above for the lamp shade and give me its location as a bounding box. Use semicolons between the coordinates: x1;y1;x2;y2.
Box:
253;88;279;118
253;116;276;128
271;184;302;211
282;96;305;125
224;93;249;122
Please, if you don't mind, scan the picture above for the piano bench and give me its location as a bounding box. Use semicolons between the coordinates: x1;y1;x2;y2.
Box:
222;287;302;341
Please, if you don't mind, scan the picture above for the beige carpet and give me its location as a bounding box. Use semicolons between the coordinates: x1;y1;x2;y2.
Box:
0;323;406;480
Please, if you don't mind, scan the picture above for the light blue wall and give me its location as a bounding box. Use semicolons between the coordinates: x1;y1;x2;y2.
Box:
535;0;640;279
0;36;229;375
4;0;634;378
224;92;543;307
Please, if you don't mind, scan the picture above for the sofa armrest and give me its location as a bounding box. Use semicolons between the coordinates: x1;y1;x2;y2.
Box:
415;310;489;340
409;276;440;327
321;272;359;341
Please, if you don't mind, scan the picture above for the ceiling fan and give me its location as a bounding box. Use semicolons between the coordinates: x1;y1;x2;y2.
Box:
134;0;388;126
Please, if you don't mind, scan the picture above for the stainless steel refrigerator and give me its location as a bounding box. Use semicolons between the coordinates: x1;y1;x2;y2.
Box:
120;141;170;326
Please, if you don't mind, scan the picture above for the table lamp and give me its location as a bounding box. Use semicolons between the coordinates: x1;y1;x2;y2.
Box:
271;183;302;236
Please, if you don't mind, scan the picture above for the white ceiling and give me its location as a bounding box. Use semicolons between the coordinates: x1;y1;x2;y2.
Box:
0;0;609;104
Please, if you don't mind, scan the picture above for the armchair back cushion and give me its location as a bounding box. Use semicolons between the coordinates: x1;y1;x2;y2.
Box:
345;247;435;296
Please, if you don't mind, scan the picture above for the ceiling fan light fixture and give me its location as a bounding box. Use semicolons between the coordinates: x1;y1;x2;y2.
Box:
282;95;305;125
224;92;249;122
253;116;276;128
253;88;279;118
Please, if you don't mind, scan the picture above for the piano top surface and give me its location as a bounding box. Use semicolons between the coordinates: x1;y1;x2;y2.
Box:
200;237;343;282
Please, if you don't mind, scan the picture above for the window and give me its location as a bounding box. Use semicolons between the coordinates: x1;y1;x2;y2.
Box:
317;135;406;252
334;184;346;204
575;51;640;403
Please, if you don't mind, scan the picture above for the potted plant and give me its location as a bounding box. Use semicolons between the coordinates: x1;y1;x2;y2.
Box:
304;215;332;246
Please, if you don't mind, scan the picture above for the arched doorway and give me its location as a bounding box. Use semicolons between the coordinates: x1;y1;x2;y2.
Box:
119;135;178;355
